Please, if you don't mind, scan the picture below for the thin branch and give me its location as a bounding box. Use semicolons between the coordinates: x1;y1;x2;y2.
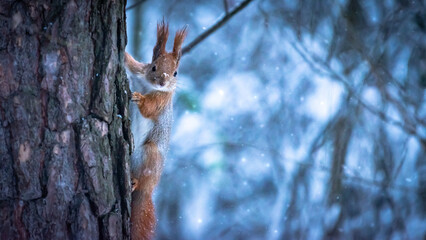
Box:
289;40;426;146
223;0;229;14
182;0;255;55
126;0;147;11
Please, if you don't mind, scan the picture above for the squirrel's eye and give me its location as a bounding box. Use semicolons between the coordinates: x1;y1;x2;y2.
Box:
173;71;177;77
152;66;156;72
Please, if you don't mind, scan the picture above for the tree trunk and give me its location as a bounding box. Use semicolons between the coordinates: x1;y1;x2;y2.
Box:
0;0;132;239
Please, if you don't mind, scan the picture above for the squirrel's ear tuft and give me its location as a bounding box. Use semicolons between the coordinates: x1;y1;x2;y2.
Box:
152;19;169;62
172;25;188;65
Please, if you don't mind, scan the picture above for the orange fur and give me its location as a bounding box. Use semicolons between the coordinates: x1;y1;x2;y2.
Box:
131;191;155;240
172;26;188;62
152;21;169;61
132;91;172;121
125;52;146;75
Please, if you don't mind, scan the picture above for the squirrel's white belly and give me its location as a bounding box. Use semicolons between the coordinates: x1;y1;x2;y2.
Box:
130;103;153;171
128;71;155;172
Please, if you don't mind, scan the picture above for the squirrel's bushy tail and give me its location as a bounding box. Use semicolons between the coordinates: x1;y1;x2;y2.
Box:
131;141;163;240
131;191;155;240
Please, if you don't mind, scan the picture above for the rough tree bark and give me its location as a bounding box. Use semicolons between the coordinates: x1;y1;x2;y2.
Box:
0;0;132;239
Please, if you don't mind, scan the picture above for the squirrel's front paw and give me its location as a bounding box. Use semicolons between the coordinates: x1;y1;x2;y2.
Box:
131;92;145;102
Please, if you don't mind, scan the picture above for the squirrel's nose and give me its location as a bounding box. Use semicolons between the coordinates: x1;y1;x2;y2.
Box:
159;73;169;86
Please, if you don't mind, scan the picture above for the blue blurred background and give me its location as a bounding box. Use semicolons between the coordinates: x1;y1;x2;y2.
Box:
125;0;426;239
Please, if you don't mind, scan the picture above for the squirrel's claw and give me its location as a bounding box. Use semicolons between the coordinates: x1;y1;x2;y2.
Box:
131;178;139;192
131;92;145;102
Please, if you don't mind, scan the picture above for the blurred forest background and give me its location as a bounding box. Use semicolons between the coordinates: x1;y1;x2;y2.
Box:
126;0;426;239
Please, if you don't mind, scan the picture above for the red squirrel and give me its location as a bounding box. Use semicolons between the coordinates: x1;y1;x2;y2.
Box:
124;21;187;240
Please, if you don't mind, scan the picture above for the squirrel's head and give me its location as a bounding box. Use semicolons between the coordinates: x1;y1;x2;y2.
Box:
145;21;187;92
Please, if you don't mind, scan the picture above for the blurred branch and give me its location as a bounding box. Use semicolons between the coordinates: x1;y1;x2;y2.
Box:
126;0;147;11
179;141;417;192
289;40;426;147
182;0;255;55
337;5;425;131
223;0;229;14
392;138;409;180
